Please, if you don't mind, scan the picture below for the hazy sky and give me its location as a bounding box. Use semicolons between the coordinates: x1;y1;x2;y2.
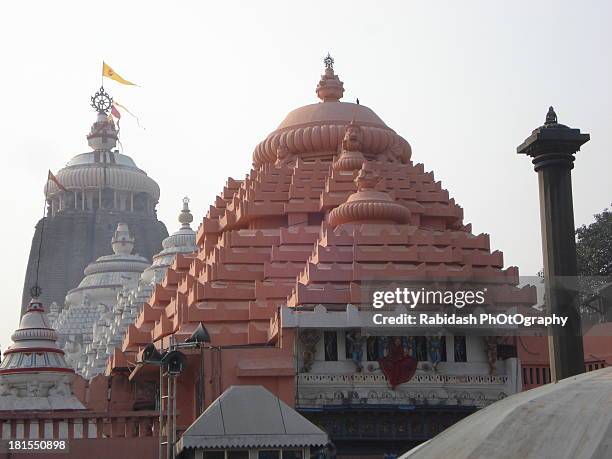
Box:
0;1;610;351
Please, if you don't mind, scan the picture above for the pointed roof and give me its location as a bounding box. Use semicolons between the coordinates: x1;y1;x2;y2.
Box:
2;298;70;364
177;385;328;451
0;298;84;411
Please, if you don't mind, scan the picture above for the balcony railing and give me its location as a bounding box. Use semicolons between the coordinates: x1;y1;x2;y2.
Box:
522;360;607;390
0;411;159;440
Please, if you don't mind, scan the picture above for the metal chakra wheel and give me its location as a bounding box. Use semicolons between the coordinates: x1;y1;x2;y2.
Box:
324;53;334;69
90;86;113;114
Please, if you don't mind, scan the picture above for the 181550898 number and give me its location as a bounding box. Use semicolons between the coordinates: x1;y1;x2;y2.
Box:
8;440;68;451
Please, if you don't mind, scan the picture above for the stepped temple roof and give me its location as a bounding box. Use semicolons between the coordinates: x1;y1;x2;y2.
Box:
64;223;150;305
77;199;197;378
0;298;84;410
110;58;536;393
53;223;149;374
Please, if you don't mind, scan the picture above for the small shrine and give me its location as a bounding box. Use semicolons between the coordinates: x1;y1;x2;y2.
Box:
0;298;84;411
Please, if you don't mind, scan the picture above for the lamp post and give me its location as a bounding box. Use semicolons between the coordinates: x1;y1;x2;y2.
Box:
517;107;589;381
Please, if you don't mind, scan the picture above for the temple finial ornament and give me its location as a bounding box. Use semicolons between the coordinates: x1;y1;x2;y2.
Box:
323;53;334;70
90;86;113;114
275;145;291;167
179;196;194;228
316;54;344;102
545;106;558;126
355;162;380;191
342;120;363;152
334;120;366;171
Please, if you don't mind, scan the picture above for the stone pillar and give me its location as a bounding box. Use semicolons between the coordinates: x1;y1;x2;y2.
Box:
130;192;134;212
74;191;78;209
517;107;589;381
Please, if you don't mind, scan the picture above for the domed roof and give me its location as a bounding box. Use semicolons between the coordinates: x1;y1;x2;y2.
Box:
140;197;197;285
1;299;73;373
66;151;139;168
0;298;85;411
252;57;411;166
277;101;388;131
46;110;160;200
66;223;149;299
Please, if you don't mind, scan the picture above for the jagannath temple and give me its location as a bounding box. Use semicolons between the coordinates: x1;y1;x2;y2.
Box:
20;92;168;315
3;57;609;459
109;56;538;455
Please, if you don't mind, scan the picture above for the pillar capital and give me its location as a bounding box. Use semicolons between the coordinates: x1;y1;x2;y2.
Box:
517;106;589;171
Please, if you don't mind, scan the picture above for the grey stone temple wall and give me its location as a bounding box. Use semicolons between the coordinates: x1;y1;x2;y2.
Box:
21;209;168;316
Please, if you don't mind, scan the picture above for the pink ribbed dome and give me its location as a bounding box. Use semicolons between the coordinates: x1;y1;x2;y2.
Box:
252;58;411;166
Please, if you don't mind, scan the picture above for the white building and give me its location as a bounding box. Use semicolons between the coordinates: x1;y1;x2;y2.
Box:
0;298;84;411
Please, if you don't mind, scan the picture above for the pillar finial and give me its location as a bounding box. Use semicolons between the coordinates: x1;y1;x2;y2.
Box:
545;106;558;126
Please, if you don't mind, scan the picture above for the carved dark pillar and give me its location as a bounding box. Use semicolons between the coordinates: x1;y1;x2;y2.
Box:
517;107;589;381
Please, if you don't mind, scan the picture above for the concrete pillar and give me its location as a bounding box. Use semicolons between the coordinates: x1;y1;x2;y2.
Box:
29;420;39;439
15;420;24;439
44;420;53;438
130;192;134;212
98;188;103;210
74;190;78;209
2;421;11;439
518;107;589;381
58;420;68;438
73;419;83;439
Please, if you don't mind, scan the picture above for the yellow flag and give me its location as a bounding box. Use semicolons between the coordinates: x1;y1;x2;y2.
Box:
102;62;137;86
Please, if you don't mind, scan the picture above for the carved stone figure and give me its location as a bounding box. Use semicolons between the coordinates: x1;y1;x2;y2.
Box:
0;382;12;396
27;381;42;397
484;336;499;375
299;329;320;372
275;145;291;167
49;381;70;396
342;121;363;152
346;329;368;372
427;335;443;370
